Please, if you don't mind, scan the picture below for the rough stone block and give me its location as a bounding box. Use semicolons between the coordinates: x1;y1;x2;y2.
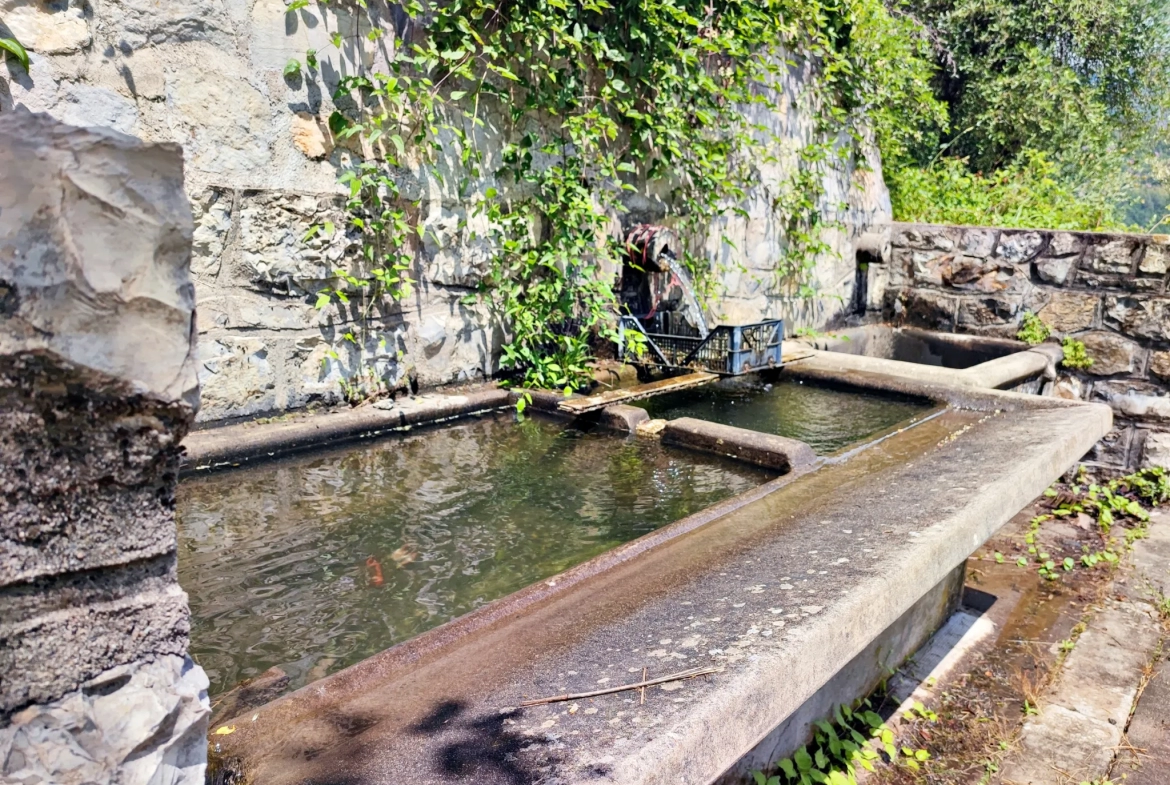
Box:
946;256;1029;294
1034;292;1099;333
994;231;1044;263
1089;425;1135;468
1144;431;1170;469
1051;375;1084;401
1150;351;1170;382
104;0;235;48
0;585;190;713
231;191;349;290
0;112;198;407
1076;331;1141;376
956;295;1022;328
1139;242;1169;276
0;655;209;785
195;337;278;422
662;417;816;472
893;225;957;252
894;289;957;331
1092;381;1170;423
0;0;91;54
1083;237;1140;274
1047;232;1084;257
1035;255;1077;286
1103;296;1170;342
959;228;998;258
1077;270;1164;292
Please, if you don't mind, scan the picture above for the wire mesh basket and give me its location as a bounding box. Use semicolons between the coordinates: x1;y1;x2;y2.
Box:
620;316;783;375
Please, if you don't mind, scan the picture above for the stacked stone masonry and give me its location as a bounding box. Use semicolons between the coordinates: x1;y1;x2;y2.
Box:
2;0;889;422
875;222;1170;471
0;113;209;783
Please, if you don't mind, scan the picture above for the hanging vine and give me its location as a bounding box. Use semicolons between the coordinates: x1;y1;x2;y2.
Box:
289;0;927;393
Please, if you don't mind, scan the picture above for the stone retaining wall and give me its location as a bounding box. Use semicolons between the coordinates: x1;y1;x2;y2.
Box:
872;222;1169;471
0;113;208;783
2;0;889;423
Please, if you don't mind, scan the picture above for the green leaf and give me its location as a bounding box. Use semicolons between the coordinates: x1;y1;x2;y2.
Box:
794;747;813;772
287;0;311;10
0;38;29;72
314;292;331;309
778;760;796;778
283;58;301;77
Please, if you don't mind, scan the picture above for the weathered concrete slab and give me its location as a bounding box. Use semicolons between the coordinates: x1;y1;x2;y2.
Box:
1110;510;1170;785
999;603;1161;782
557;372;718;414
212;389;1109;785
662;417;817;471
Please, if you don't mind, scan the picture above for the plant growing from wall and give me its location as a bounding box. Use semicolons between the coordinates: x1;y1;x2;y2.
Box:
1061;337;1093;370
291;0;939;393
1016;311;1051;345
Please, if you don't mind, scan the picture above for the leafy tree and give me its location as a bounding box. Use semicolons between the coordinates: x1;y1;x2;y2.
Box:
880;0;1170;229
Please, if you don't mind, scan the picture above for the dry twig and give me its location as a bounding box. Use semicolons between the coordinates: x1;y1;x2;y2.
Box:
519;666;719;707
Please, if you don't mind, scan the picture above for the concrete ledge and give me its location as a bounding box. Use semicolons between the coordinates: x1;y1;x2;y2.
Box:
182;388;512;471
662;417;817;471
787;345;1057;392
960;344;1059;389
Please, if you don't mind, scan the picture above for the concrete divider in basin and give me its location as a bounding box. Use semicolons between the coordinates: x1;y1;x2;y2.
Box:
662;417;818;472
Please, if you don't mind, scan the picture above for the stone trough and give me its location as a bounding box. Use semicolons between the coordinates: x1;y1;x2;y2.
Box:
199;345;1109;785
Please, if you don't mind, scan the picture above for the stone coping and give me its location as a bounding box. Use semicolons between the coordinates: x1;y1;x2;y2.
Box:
182;387;515;472
211;372;1110;785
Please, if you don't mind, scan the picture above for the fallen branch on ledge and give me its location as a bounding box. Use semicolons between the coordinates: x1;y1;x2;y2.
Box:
519;666;721;707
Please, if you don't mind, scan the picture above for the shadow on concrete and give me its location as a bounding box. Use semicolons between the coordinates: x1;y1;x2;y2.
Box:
409;700;551;785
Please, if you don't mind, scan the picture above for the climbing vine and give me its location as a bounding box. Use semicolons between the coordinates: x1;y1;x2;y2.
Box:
289;0;933;392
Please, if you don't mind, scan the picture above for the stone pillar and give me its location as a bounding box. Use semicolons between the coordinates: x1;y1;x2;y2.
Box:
0;113;209;783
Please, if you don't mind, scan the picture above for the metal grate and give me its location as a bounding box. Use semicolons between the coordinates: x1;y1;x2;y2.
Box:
620;316;783;375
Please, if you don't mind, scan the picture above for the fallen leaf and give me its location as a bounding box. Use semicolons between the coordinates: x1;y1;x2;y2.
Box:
214;725;237;736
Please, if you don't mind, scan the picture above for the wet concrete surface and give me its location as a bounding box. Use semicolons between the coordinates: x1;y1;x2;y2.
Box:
211;393;1109;785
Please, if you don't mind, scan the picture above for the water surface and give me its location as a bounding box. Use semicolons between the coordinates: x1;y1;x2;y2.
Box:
634;377;932;453
178;413;770;699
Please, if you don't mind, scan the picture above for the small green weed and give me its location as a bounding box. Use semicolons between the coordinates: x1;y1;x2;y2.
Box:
752;699;933;785
1061;337;1094;370
1016;312;1052;345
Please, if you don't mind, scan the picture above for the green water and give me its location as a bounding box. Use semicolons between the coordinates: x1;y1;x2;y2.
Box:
634;377;932;454
177;413;771;699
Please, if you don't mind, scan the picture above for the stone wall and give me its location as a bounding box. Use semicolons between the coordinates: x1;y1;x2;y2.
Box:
1;0;889;422
872;222;1170;472
0;113;209;782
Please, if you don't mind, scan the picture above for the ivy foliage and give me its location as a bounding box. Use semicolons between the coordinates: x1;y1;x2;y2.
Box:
294;0;938;392
883;0;1170;231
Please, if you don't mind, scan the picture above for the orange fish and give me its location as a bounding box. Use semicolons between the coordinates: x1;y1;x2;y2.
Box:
366;556;384;587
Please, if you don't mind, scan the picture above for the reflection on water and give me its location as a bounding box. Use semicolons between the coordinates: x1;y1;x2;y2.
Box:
634;378;932;454
177;413;771;699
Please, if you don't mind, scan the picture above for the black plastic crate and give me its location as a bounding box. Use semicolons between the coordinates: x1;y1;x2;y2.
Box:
620;316;783;375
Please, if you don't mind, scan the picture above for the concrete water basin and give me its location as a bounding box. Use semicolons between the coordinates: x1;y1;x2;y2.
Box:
204;359;1110;785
